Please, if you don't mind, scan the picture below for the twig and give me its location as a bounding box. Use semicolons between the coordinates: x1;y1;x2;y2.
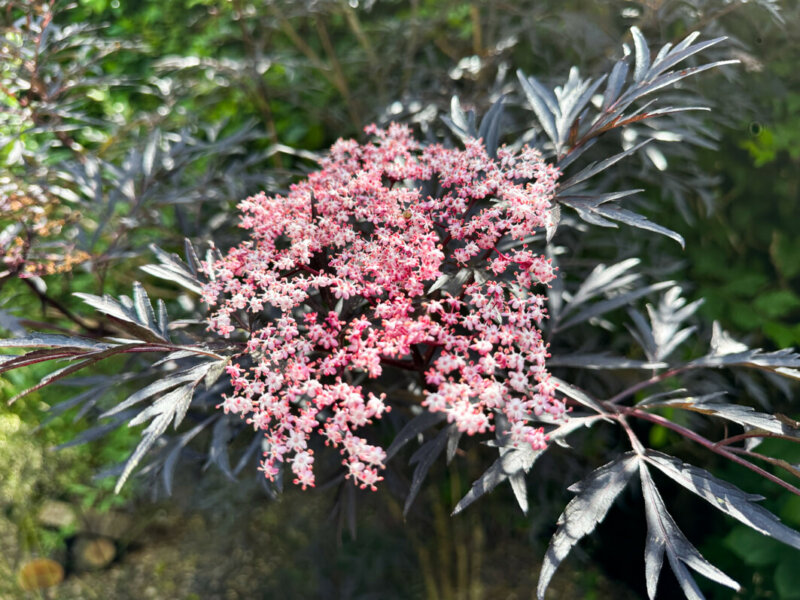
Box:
625;407;800;497
340;0;380;90
314;17;362;130
725;446;800;480
469;3;483;56
606;366;688;405
232;0;283;168
21;277;106;336
714;430;800;448
403;0;421;91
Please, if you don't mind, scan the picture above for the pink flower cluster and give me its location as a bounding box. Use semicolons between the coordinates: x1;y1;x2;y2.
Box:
203;124;564;490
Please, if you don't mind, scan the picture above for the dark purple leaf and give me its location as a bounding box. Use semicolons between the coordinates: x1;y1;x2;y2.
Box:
0;334;108;350
557;281;675;332
644;451;800;550
639;463;740;599
454;418;594;515
537;454;638;599
205;416;235;480
517;70;558;144
162;416;214;496
385;410;446;460
404;426;450;515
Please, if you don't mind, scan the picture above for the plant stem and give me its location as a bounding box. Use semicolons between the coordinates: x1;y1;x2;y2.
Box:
714;430;800;447
232;0;283;168
22;278;106;336
314;17;362;130
606;366;688;405
624;407;800;496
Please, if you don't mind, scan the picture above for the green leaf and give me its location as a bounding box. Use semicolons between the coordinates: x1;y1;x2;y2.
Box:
537;454;638;599
753;290;800;319
723;526;782;567
771;233;800;280
776;553;800;599
763;322;800;348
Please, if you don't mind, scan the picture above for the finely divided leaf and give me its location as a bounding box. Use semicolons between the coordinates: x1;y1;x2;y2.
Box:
692;325;800;376
601;59;629;113
598;205;685;248
631;27;651;83
100;364;208;418
116;407;173;494
545;203;560;243
548;353;666;370
628;287;703;362
477;95;505;157
386;410;446;460
404;426;449;515
639;462;740;600
107;360;216;491
74;292;137;324
550;377;606;414
203;358;229;389
454;418;595;515
559;142;650;192
205;415;235;480
75;285;167;342
558;197;685;246
141;244;205;295
559;257;642;313
709;321;749;356
156;299;170;340
454;442;543;516
234;433;264;476
517;70;559;146
132;282;157;331
446;427;462;465
644;451;800;550
647;397;800;438
537;453;638;599
0;334;109;350
442;96;478;144
508;471;529;514
557;281;675;332
184;238;202;276
128;384;194;427
162;416;214;496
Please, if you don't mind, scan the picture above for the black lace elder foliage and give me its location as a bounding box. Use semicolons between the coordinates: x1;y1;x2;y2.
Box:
438;29;800;599
520;27;737;246
0;261;229;493
443;27;741;250
2;26;800;600
0;1;301;283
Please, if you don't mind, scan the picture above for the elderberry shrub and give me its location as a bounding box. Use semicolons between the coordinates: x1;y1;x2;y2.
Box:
4;20;799;600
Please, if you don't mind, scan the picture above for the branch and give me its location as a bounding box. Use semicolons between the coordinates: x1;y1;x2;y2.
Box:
22;277;107;336
624;407;800;497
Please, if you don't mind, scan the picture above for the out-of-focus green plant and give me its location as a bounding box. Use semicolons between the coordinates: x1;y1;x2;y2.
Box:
0;407;134;556
672;3;800;353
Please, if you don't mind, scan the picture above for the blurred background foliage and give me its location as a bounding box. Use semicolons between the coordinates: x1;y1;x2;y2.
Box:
1;0;798;598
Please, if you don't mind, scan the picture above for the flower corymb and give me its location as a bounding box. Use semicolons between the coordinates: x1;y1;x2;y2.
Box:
203;124;564;490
